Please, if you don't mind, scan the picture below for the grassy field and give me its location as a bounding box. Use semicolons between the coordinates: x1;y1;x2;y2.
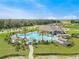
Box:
0;33;28;58
65;24;79;35
34;38;79;55
0;23;79;58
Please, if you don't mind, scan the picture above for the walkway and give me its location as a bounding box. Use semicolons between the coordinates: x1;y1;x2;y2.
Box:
4;55;79;59
35;55;79;59
28;45;34;59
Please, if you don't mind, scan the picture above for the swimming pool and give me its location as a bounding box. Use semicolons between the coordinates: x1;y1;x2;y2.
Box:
17;31;53;41
11;31;67;45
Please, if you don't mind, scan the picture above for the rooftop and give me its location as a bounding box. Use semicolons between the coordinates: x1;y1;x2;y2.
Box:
38;24;64;33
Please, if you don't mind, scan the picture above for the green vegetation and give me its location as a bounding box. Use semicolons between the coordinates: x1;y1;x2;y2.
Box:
0;19;60;30
0;20;79;58
34;22;79;55
0;33;28;58
0;27;39;58
34;38;79;55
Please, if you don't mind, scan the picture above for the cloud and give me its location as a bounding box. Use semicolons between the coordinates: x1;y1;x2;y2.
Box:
24;0;45;9
0;0;55;19
0;0;78;19
0;4;78;19
46;16;57;19
63;15;78;19
0;1;53;19
0;4;37;19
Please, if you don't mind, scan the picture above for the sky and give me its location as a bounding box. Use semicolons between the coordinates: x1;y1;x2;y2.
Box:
0;0;79;19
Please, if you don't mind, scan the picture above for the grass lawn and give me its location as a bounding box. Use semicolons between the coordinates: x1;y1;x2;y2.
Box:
64;24;79;34
34;38;79;55
0;33;28;58
0;23;79;58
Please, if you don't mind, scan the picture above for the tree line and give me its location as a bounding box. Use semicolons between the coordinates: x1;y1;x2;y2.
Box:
71;20;79;23
0;19;60;30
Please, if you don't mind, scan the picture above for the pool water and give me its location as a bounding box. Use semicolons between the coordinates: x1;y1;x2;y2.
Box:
11;31;67;44
17;31;53;41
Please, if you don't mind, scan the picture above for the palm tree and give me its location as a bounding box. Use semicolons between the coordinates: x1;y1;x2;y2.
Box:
40;31;47;41
22;27;28;39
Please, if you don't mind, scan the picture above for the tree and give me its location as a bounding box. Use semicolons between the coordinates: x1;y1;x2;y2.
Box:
22;27;28;39
40;31;47;41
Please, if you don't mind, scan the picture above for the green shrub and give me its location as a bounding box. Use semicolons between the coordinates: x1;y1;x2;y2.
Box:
71;33;79;38
43;41;50;45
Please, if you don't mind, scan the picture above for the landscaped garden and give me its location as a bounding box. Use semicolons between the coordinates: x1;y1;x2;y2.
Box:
0;20;79;59
0;33;29;58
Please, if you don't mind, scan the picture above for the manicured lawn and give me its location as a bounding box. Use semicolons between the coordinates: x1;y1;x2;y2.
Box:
34;38;79;55
64;24;79;29
64;24;79;35
0;23;79;58
0;33;28;58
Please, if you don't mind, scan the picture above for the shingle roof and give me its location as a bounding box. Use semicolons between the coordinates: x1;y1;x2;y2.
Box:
39;24;64;32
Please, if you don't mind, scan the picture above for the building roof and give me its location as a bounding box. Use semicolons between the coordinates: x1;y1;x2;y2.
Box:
38;24;64;32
